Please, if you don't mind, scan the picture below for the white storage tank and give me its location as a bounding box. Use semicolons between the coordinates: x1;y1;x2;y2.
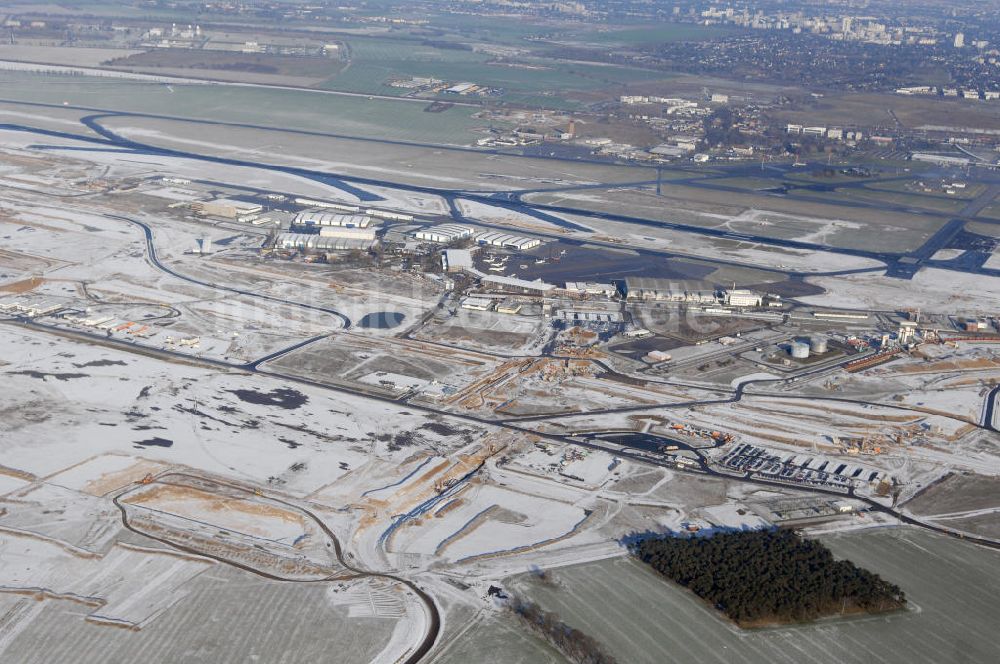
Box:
790;341;810;359
810;336;829;355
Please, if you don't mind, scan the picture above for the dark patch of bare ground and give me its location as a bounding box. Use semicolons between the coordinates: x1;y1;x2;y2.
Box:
420;422;463;436
227;387;309;409
7;370;88;381
134;437;173;448
72;359;128;368
745;279;826;298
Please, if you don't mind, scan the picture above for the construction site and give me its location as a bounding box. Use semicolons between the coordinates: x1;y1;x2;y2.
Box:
0;89;999;664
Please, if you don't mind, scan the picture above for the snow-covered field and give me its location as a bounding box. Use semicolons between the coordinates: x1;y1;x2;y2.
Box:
0;326;483;491
388;483;588;563
802;267;1000;312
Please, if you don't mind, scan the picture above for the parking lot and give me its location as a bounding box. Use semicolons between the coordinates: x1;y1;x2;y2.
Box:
716;443;883;492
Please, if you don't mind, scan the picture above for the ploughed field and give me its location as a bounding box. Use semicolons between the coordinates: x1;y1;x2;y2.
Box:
508;528;1000;664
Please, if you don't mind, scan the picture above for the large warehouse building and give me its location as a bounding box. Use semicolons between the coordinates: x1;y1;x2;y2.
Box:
441;249;475;272
414;224;475;243
724;289;764;307
276;232;376;252
193;198;263;220
319;226;378;241
564;282;618;297
294;211;375;228
624;277;716;303
294;198;361;213
474;231;542;251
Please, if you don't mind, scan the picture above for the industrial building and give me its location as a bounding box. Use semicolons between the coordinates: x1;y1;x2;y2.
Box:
275;232;376;252
496;301;523;315
558;309;623;323
474;231;542;251
461;296;495;311
898;321;918;343
192;198;263;220
0;299;63;317
294;211;374;228
415;224;475;244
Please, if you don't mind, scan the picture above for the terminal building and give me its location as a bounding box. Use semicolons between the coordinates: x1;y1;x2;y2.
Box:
438;255;555;295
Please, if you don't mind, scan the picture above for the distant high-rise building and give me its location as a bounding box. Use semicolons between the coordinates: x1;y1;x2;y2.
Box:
841;16;853;34
954;32;965;48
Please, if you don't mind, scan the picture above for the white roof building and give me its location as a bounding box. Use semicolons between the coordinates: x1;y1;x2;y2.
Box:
442;249;475;272
461;296;494;311
275;232;375;251
474;231;542;250
445;82;477;94
725;289;763;307
564;282;618;297
319;226;377;240
414;224;474;243
481;273;555;295
294;211;374;227
911;153;971;166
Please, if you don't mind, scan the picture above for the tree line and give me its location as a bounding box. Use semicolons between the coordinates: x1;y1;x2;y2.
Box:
508;594;618;664
631;529;906;625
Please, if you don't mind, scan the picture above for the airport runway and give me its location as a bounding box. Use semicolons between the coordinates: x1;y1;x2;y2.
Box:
6;105;1000;281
